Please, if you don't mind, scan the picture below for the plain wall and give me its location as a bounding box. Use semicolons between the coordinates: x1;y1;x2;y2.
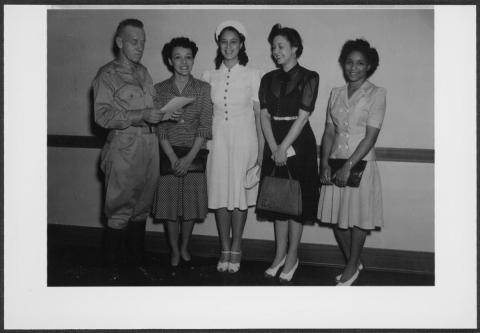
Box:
47;8;434;252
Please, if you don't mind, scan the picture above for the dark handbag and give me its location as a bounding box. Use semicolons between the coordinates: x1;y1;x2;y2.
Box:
328;159;367;187
159;146;209;175
257;165;302;217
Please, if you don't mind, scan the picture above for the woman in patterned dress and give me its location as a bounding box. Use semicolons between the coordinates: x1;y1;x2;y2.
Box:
257;24;320;282
318;39;386;286
153;37;213;266
202;21;264;273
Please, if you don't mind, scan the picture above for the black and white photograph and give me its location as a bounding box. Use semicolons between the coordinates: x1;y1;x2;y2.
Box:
4;4;476;330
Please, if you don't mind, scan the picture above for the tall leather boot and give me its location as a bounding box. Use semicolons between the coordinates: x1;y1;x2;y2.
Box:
103;227;125;283
126;219;147;267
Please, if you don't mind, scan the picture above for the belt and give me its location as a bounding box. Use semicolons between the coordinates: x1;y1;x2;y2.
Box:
273;116;298;121
111;126;155;135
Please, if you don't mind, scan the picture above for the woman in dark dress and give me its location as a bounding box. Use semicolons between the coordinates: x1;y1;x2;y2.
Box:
257;24;319;282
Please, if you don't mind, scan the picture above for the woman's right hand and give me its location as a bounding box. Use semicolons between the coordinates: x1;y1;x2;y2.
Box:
269;144;279;161
320;165;333;185
272;147;287;166
169;156;180;176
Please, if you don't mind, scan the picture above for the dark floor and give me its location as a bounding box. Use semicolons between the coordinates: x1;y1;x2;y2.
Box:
48;243;434;287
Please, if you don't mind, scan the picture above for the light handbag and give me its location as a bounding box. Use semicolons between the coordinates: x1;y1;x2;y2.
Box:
257;165;302;217
245;165;261;189
328;159;367;188
159;146;209;175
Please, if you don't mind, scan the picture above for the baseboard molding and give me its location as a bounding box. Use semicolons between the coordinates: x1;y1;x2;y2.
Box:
48;224;434;275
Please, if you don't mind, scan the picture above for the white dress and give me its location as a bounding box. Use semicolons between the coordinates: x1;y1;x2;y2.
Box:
202;63;262;210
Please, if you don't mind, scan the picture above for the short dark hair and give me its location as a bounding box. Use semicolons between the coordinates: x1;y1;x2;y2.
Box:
115;18;144;39
338;39;379;78
162;37;199;73
268;23;303;58
214;26;249;69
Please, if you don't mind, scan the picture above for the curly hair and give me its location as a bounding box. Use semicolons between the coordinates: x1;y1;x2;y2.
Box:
338;39;379;78
214;26;249;69
161;37;199;73
268;23;303;58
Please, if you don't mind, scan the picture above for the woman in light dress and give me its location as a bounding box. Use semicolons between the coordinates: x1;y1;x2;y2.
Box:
318;39;386;286
202;21;264;273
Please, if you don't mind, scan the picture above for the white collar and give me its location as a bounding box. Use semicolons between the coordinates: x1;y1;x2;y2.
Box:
220;62;242;73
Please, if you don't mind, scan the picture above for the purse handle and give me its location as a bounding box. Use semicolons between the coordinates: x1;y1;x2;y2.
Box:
270;164;293;180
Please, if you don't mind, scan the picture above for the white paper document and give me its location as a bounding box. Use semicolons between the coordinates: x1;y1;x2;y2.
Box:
161;96;195;120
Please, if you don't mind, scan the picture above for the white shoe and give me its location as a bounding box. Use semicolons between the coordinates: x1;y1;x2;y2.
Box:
216;251;230;272
336;262;363;282
227;251;241;273
264;256;286;278
336;269;360;286
279;259;299;283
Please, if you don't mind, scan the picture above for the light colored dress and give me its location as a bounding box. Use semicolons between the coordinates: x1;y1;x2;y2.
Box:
318;80;386;230
202;63;262;210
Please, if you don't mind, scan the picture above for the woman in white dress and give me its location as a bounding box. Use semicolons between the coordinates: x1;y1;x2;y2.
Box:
202;21;264;273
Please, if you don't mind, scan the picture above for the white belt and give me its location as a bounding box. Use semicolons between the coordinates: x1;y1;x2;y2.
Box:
273;116;298;121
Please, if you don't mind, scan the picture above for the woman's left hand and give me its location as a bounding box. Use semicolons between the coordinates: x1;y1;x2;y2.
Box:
272;147;287;166
334;164;351;187
174;156;193;177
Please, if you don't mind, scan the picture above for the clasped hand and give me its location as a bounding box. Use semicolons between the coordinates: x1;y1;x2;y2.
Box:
333;165;351;187
320;165;350;187
271;146;287;166
171;156;193;177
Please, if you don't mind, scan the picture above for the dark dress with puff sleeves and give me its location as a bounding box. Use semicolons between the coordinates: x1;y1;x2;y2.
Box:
256;64;320;223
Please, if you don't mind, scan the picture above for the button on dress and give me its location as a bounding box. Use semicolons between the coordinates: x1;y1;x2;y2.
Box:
202;63;263;210
318;80;387;229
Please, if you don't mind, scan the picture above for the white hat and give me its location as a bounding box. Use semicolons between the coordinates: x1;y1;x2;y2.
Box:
244;165;261;189
215;20;247;42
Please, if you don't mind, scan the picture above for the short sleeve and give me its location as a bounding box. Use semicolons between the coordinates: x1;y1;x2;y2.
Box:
258;74;269;110
325;89;335;124
250;69;263;103
366;87;387;129
299;71;319;113
201;71;211;84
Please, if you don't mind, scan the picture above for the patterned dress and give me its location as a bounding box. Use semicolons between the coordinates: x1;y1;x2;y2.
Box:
153;76;213;221
317;80;386;229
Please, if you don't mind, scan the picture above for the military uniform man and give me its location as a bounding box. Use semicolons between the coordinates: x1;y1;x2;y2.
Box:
92;19;172;280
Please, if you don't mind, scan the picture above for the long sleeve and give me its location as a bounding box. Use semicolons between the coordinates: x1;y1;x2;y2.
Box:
196;83;213;139
154;82;173;141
